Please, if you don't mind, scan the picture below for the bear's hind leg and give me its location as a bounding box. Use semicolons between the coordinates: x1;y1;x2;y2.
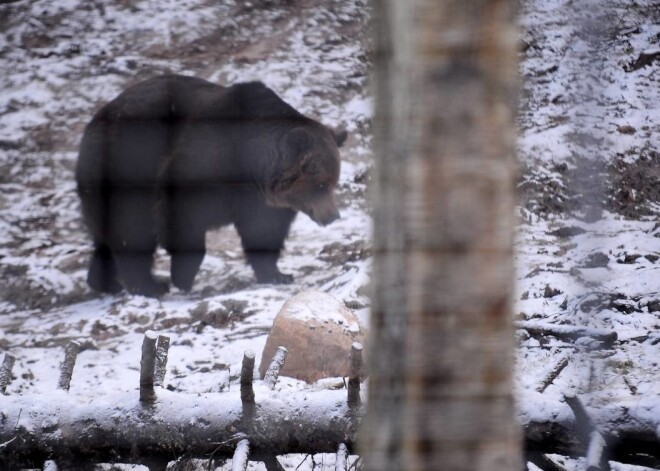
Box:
109;190;168;298
170;249;205;292
87;244;122;294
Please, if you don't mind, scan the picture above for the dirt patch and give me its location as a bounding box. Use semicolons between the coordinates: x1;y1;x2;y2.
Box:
519;151;659;220
517;161;575;216
319;240;371;265
608;149;660;218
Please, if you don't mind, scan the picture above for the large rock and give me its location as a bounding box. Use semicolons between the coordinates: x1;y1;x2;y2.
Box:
259;290;366;383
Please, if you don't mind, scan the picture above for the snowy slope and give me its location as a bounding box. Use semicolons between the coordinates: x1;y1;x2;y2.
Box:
516;0;659;468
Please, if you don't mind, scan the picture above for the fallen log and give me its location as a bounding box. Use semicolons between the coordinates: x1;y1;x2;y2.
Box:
521;392;660;469
515;321;617;345
1;389;658;469
0;387;362;468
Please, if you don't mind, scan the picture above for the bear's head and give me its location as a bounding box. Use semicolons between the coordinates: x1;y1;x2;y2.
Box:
266;124;346;226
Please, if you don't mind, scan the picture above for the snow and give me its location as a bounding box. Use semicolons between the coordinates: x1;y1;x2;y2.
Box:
280;291;360;334
0;0;658;469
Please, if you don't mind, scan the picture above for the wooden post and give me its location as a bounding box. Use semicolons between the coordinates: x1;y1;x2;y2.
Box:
263;346;287;390
140;330;158;402
336;443;348;471
154;335;170;388
57;341;81;391
365;0;521;469
0;353;15;394
232;439;250;471
348;342;362;406
240;350;256;402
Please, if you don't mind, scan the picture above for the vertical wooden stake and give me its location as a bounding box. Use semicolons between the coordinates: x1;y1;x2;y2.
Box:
348;342;363;406
335;443;348;471
232;438;250;471
140;330;158;402
263;346;287;390
154;335;170;388
0;353;15;394
240;350;255;402
57;341;81;391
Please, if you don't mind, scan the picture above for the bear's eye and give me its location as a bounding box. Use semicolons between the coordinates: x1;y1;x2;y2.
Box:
277;176;297;191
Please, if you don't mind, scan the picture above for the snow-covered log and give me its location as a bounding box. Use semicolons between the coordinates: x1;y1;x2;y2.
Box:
1;388;658;468
522;393;660;468
515;321;617;345
0;388;362;468
2;388;658;468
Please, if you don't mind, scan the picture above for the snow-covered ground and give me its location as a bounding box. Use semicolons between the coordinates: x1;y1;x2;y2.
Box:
0;0;657;469
516;0;659;468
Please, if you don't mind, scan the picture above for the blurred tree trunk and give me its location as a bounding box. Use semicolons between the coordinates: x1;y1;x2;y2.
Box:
363;1;521;470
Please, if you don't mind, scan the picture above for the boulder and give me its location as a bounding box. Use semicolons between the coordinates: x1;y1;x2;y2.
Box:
258;290;366;383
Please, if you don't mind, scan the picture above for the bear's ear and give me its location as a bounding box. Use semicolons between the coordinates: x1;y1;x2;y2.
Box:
282;127;315;157
331;127;348;147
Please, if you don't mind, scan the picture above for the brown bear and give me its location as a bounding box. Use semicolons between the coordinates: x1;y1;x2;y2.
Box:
76;75;346;297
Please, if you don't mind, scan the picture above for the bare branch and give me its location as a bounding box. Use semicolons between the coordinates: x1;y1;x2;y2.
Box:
263;346;287;390
262;453;285;471
232;439;250;471
536;352;570;393
336;443;348;471
0;354;15;394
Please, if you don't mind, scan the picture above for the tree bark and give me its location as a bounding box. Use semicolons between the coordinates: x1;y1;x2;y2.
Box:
0;389;361;468
365;0;521;470
0;391;658;468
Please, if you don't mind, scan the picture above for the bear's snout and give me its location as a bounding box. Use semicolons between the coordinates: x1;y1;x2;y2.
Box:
308;199;340;226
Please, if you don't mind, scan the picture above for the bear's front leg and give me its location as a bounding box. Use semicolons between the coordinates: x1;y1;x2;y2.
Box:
234;205;296;285
170;250;205;291
247;251;294;285
114;251;169;297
